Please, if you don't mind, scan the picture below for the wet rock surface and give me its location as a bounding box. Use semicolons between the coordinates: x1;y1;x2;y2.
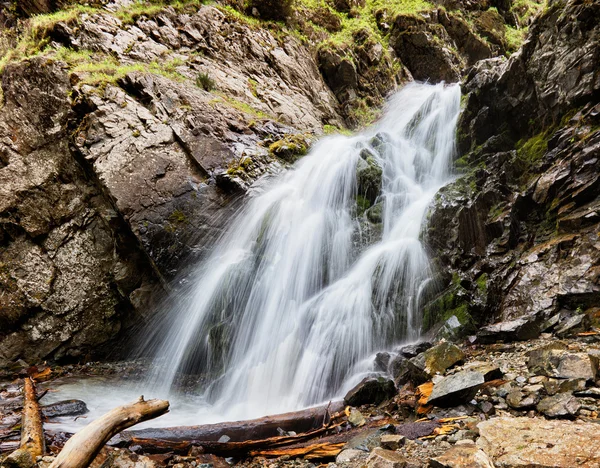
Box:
0;1;345;366
425;0;600;339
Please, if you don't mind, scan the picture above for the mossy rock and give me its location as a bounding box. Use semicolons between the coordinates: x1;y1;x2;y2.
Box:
269;133;314;163
356;155;382;206
365;201;383;224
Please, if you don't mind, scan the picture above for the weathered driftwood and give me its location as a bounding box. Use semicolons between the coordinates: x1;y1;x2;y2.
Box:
125;411;395;459
8;378;45;464
117;401;345;446
128;420;345;455
250;442;346;459
48;396;169;468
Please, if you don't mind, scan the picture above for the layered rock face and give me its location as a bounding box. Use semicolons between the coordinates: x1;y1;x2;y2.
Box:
0;3;344;367
425;0;600;334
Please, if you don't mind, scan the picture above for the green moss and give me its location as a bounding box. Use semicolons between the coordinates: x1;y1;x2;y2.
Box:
356;195;370;215
348;97;380;128
516;126;554;166
269;134;313;162
169;209;188;224
212;93;272;120
227;156;254;177
476;273;488;293
422;284;474;333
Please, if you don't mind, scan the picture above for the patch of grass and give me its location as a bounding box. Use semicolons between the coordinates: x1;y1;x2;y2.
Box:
476;273;488;293
196;72;215;91
347;97;380;128
323;124;352;135
211;92;272;120
248;78;259;97
517;127;553;165
115;0;207;23
71;55;186;88
505;25;527;53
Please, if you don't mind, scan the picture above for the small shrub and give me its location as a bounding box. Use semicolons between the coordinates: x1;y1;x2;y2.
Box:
247;0;294;21
196;72;215;91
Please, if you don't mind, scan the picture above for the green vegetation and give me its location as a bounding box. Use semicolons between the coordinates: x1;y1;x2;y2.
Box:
196;72;216;91
211;93;272;119
505;25;527;53
248;0;294;21
422;285;474;333
323;124;352;136
348;97;381;128
248;78;259;97
0;0;207;75
476;273;488;293
227;155;254;177
355;195;371;216
269;133;313;162
517;127;553;165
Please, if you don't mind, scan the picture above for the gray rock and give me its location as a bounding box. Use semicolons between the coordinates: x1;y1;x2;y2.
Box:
336;449;367;463
396;342;433;358
574;388;600;399
528;343;599;381
477;315;542;343
380;434;406;450
555;314;591;338
344;377;396;407
478;417;600;467
543;378;586;396
427;371;484;407
41;400;88;418
537;393;581;418
429;444;494;468
506;390;539;410
367;448;407;468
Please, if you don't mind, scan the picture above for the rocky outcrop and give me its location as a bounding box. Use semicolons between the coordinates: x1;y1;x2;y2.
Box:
425;0;600;333
0;58;156;367
0;2;344;367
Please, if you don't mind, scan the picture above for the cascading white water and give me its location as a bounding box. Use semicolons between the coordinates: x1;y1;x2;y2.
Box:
146;81;461;421
44;82;461;429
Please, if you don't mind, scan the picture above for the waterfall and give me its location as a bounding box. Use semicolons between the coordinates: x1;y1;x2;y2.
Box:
142;82;461;422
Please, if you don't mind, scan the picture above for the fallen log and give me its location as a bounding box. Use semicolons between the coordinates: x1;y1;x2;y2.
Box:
128;420;345;455
250;442;346;459
127;414;395;458
0;441;19;454
116;401;345;446
49;396;169;468
3;378;45;466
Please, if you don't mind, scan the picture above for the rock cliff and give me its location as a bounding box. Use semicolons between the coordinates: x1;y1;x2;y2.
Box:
425;0;600;336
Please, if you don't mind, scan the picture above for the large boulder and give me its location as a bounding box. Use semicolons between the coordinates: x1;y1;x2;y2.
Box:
427;371;485;407
344;377;397;406
477;417;600;467
527;343;598;381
